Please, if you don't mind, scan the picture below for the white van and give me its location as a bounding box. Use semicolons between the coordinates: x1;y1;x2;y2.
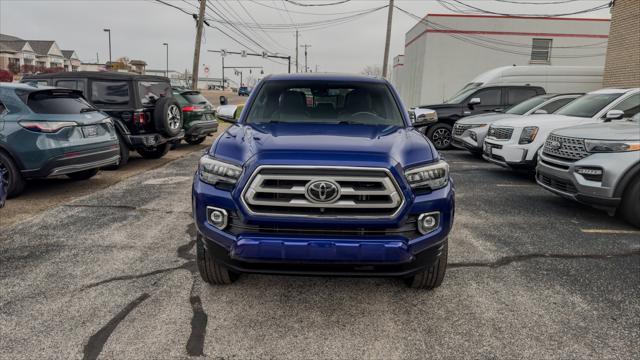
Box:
453;65;604;99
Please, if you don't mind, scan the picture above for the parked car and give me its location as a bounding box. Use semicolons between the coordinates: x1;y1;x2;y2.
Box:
238;86;250;96
193;74;454;289
416;85;545;149
21;72;184;168
172;88;218;145
536;113;640;227
483;88;640;170
452;93;582;155
0;83;119;197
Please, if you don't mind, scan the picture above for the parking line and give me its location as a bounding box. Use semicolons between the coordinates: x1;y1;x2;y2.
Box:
495;184;536;187
581;229;640;235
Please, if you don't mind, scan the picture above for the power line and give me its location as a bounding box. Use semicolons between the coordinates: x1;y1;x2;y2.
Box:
284;0;352;6
442;0;611;17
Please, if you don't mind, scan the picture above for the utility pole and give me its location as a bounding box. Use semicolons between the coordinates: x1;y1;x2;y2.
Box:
382;0;394;79
103;29;112;65
300;44;311;73
295;30;299;73
191;0;206;90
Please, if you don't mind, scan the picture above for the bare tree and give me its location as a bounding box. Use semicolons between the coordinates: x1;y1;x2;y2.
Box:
361;65;383;77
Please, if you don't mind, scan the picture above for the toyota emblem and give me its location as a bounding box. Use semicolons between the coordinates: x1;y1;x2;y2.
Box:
305;180;340;203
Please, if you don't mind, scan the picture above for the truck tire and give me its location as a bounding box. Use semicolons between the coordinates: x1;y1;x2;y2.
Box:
154;97;183;137
0;150;26;198
66;168;99;180
426;123;453;150
196;233;238;285
619;178;640;228
136;143;170;159
406;239;448;289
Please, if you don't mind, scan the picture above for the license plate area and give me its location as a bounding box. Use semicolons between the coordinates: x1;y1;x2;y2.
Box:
82;125;98;138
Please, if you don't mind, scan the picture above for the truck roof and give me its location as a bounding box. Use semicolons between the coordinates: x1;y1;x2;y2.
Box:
265;73;387;83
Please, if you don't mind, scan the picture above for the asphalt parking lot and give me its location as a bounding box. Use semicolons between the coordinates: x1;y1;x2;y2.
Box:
1;144;638;359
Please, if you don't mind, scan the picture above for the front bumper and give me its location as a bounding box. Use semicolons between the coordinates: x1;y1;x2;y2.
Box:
123;130;185;149
185;120;218;138
21;144;120;178
192;176;454;277
535;151;627;210
483;140;536;169
452;128;486;153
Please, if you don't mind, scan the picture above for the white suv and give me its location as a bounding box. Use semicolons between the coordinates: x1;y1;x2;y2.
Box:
483;88;640;170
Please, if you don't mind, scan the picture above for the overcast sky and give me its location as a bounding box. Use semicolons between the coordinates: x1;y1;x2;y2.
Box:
0;0;610;81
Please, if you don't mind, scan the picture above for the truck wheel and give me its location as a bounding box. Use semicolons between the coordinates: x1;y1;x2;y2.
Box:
0;151;25;198
185;136;206;145
66;168;99;180
619;178;640;227
196;233;238;285
136;143;170;159
104;132;129;170
427;124;453;150
154;97;183;137
405;240;448;290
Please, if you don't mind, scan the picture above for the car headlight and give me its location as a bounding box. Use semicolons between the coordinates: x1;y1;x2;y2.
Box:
519;126;539;144
584;139;640;153
404;160;449;190
467;124;487;129
198;155;242;186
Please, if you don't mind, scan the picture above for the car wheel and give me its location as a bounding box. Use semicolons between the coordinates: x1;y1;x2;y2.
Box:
154;97;183;137
196;233;238;285
427;124;453;150
619;177;640;228
185;136;206;145
405;239;448;290
136;143;170;159
66;168;99;180
104;132;129;170
0;150;25;198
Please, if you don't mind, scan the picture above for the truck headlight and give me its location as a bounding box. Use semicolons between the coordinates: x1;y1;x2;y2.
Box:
198;155;242;186
518;126;539;144
404;160;449;190
584;140;640;153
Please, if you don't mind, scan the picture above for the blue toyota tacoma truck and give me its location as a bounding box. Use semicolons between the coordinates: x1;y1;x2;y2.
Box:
192;74;455;289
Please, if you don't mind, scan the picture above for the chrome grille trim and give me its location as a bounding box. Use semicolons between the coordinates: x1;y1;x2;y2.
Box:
543;134;589;161
241;166;405;218
454;123;474;136
487;126;514;140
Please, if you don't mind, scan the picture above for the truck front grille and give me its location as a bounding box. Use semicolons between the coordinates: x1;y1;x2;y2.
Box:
454;124;473;136
543;134;590;161
488;126;514;140
242;166;404;218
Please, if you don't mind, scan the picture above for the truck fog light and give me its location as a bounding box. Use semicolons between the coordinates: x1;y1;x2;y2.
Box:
576;167;603;181
206;206;228;229
418;212;440;235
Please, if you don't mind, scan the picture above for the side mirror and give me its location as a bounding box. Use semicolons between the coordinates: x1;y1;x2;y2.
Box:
468;97;481;106
604;109;624;121
219;95;228;106
533;109;548;115
410;108;438;127
216;105;239;123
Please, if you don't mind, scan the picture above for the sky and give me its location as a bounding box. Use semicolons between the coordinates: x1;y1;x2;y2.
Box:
0;0;611;83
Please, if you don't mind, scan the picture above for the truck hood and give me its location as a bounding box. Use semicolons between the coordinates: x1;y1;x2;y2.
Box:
456;113;520;125
212;123;436;168
491;114;590;128
419;103;459;110
552;121;640;141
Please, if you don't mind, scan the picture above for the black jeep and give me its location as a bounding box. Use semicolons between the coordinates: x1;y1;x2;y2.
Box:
21;72;184;167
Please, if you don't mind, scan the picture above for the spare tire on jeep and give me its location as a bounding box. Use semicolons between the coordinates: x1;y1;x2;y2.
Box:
154;97;183;137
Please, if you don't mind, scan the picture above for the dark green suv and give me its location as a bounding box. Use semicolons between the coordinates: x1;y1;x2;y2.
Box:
172;88;218;145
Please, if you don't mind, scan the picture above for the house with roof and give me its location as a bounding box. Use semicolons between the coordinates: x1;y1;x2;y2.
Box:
0;33;80;74
0;39;36;73
62;50;81;71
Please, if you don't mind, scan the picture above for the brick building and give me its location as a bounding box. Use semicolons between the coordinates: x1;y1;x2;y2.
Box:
603;0;640;87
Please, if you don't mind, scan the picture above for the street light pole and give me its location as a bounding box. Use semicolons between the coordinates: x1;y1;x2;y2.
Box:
163;43;169;78
103;29;112;66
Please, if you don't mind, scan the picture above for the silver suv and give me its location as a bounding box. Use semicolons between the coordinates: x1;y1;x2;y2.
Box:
536;112;640;227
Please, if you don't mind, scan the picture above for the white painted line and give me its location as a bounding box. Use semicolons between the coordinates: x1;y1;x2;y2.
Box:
581;229;640;235
495;184;535;187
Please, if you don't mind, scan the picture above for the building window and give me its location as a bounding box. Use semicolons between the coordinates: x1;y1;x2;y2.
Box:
531;38;552;64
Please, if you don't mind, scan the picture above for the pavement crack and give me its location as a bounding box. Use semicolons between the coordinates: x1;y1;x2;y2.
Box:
82;293;150;360
449;249;640;269
79;262;194;291
62;203;191;215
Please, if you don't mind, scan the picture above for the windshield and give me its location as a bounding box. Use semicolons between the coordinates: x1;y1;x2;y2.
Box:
245;80;404;127
446;82;482;104
505;96;549;115
138;81;171;107
182;92;208;105
556;93;623;118
27;90;94;114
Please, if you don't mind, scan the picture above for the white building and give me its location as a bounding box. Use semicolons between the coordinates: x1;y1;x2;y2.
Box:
398;14;610;107
390;55;405;96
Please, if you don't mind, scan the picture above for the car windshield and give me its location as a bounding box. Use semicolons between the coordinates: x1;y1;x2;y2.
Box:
138;81;171;106
445;82;482;104
182;92;208;105
555;93;623;118
27;90;94;114
245;80;404;127
505;96;550;115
